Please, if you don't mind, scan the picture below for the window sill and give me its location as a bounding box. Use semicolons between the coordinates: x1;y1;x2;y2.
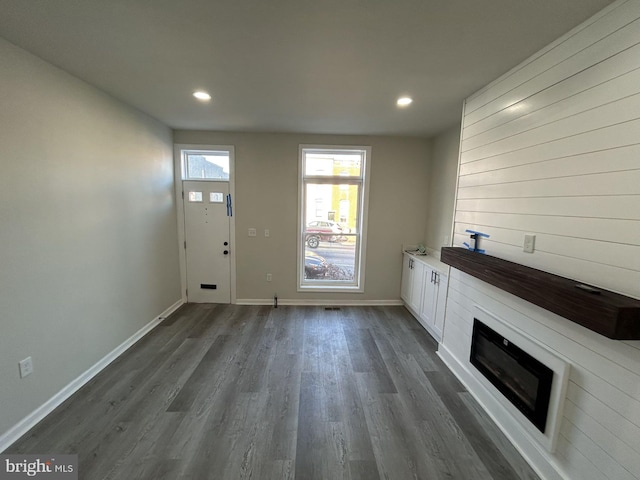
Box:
298;284;364;294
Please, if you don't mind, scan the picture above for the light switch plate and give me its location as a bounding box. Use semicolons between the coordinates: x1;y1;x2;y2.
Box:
19;357;33;378
523;234;535;253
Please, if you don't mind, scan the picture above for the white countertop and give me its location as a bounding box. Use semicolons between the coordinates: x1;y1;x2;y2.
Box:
403;249;450;273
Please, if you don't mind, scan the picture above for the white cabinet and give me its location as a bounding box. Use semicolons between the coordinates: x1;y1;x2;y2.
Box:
421;268;448;340
401;254;426;313
419;269;437;328
409;261;426;313
401;253;413;303
401;252;449;342
433;270;448;338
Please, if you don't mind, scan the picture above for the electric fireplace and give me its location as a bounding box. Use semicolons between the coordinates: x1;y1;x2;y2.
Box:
470;319;553;433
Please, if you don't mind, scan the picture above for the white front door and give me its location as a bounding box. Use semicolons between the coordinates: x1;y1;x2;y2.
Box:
183;180;231;303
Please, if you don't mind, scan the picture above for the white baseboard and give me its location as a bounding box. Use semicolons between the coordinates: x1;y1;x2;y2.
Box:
235;298;404;306
0;298;184;453
437;345;567;480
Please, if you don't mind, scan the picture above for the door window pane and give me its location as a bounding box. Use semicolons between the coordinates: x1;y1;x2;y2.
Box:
209;192;224;203
185;151;230;180
188;191;203;202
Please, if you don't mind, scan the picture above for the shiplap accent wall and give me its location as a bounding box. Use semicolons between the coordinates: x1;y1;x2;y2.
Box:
440;1;640;480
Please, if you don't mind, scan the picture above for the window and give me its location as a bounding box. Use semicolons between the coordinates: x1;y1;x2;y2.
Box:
183;150;230;180
299;146;370;291
209;192;224;203
188;191;203;202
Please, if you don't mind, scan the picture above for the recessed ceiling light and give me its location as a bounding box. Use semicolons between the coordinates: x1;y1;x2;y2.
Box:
397;96;413;107
193;91;211;101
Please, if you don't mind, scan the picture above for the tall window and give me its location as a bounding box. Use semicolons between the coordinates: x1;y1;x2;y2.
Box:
299;146;370;291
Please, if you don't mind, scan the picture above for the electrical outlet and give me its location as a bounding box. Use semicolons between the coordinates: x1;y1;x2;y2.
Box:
264;229;270;237
523;234;536;253
19;357;33;378
248;228;257;237
266;273;272;282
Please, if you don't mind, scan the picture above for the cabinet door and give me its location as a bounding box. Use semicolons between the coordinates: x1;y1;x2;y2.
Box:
420;268;437;328
401;254;412;303
409;260;425;313
433;272;448;339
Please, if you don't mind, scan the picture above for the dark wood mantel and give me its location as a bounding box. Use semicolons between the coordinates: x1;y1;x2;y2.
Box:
440;247;640;340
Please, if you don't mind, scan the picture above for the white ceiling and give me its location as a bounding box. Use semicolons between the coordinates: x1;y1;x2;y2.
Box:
0;0;614;137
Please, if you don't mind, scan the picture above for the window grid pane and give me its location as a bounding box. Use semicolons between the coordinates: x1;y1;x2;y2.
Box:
304;151;363;178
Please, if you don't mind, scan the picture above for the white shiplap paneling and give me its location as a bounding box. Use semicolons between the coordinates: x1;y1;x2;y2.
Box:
453;223;640;271
562;401;640;479
456;194;640;220
461;93;640;164
462;65;640;152
559;412;637;480
442;2;640;479
454;210;638;245
459;119;640;176
458;144;640;187
566;382;640;452
463;43;640;140
464;2;640;121
458;170;640;199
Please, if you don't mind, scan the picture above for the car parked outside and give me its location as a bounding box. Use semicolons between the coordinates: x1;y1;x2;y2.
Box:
305;220;343;248
304;251;329;278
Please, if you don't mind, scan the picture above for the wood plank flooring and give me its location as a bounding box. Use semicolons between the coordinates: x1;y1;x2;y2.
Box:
7;304;540;480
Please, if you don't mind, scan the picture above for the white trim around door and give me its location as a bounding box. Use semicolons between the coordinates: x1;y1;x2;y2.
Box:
173;144;236;304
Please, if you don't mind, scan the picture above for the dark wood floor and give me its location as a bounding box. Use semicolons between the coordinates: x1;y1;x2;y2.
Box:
8;304;539;480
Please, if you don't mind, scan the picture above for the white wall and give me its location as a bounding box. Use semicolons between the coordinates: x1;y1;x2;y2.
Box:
0;38;181;441
441;1;640;479
173;130;431;303
424;123;461;254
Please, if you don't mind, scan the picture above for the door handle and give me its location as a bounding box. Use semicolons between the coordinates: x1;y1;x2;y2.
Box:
226;194;233;217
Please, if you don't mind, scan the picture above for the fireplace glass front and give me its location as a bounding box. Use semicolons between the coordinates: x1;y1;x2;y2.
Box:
470;319;553;432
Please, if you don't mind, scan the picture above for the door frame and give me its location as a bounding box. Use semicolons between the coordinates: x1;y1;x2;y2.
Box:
173;143;236;304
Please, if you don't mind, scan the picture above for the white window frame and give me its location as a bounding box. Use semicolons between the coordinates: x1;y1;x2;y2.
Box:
182;149;231;181
298;145;371;292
